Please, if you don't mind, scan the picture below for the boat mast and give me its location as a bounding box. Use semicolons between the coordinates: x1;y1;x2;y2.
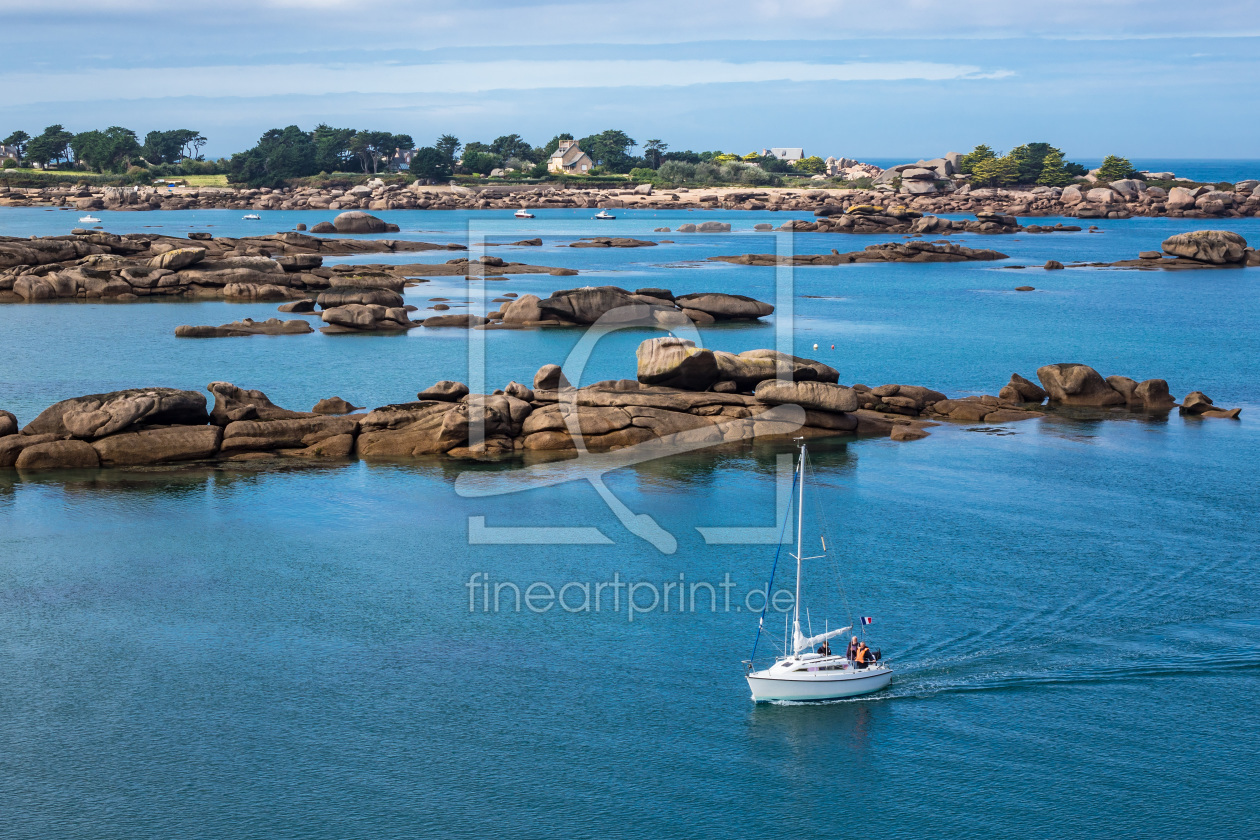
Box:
793;441;805;651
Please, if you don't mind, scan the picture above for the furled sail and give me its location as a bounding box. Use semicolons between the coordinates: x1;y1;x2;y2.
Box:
793;624;852;655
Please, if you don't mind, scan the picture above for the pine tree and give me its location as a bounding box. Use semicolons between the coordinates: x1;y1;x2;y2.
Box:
1036;150;1077;186
1096;155;1137;182
959;144;996;175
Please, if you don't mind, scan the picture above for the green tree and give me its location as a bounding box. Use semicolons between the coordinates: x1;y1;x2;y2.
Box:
461;150;501;174
959;144;996;175
794;155;827;175
409;146;451;181
312;125;357;172
435;134;461;169
970;152;1019;187
577;129;637;172
1096;155;1137;182
228;125;316;186
348;130;401;174
643;139;668;169
71;126;141;172
490;134;532;161
25;125;75;168
1035;149;1077;186
3;130;30;159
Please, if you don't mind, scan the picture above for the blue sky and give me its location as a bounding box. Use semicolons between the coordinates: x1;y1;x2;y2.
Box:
3;0;1258;160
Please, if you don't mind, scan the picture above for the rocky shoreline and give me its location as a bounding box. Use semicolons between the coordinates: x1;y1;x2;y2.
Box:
0;343;1238;473
3;177;1259;220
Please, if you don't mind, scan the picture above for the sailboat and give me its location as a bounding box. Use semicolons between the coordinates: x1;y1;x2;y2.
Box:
745;441;893;702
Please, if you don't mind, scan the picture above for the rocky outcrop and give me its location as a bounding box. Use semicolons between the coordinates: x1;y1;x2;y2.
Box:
92;426;223;465
421;314;491;328
4;177;1260;219
1032;364;1188;410
1160;231;1248;264
22;388;209;438
0;351;1240;473
322;304;417;333
569;238;658;248
418;381;470;401
312;397;363;415
209;381;310;424
0;230;466;304
1180;391;1242;419
1036;364;1127;406
316;287;404;309
330;212;399;234
999;373;1048;404
754;380;859;414
711;241;1007;266
14;440;101;470
0;409;15;437
491;286;773;328
175;318;313;338
636;338;719;390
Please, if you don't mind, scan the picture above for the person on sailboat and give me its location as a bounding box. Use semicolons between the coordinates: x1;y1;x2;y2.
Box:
817;642;831;655
855;642;871;668
847;636;859;662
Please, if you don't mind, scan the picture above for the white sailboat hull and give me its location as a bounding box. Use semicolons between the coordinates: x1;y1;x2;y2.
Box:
747;666;892;702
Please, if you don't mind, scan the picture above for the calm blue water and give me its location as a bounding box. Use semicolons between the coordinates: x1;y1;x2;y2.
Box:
1;209;1258;839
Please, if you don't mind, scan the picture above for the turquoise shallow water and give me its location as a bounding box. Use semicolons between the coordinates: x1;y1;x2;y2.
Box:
1;209;1258;838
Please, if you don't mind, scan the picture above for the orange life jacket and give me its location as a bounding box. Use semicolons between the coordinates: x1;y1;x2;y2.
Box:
856;646;868;664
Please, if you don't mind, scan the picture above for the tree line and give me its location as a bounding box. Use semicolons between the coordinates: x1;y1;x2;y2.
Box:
4;123;1140;189
958;143;1137;187
3;125;207;172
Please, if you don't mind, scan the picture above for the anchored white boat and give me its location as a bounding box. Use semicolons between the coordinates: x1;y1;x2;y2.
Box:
593;209;615;220
514;208;535;219
745;441;892;702
242;213;261;221
79;215;101;223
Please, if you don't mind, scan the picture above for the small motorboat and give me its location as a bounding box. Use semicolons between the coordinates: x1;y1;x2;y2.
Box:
242;213;261;221
79;215;101;223
744;441;893;702
593;209;616;220
514;208;535;219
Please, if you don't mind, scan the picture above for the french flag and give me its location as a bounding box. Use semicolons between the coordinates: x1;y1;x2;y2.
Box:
861;616;873;625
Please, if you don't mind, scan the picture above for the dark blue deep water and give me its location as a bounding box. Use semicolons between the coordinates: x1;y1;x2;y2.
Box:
1;209;1257;839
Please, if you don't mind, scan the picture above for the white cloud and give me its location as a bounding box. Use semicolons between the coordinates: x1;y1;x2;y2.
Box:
0;59;1013;105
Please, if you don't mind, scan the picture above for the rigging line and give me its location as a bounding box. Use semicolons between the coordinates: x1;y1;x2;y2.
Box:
750;457;799;664
806;448;857;636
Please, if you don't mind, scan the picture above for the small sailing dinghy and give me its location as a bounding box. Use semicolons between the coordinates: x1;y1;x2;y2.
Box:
745;441;892;702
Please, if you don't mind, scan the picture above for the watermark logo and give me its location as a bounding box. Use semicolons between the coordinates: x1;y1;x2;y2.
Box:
453;227;801;553
466;571;797;621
